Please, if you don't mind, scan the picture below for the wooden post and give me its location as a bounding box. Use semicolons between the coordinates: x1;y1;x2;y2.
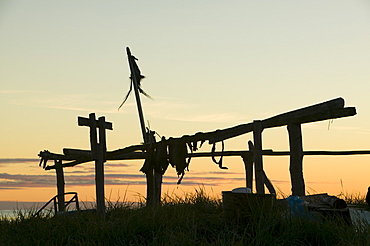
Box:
55;159;65;212
126;47;162;206
253;120;264;194
126;47;148;144
245;140;275;194
78;113;113;215
287;123;305;196
146;168;154;206
146;130;162;207
154;172;162;206
95;116;107;215
241;140;254;190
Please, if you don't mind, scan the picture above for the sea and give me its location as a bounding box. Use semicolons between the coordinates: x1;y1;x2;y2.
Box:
0;201;49;219
0;201;83;220
0;201;134;219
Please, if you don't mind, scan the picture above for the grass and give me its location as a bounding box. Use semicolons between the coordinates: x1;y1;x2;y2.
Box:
0;189;369;245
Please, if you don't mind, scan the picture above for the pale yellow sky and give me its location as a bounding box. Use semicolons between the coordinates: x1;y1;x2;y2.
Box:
1;1;370;206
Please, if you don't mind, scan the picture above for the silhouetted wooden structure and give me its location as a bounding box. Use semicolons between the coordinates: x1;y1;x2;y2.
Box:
38;96;370;208
36;46;367;208
78;113;112;215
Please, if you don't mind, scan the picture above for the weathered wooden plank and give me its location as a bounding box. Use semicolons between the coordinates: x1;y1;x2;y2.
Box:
63;148;91;157
208;123;254;145
107;144;147;156
38;151;71;160
262;98;344;128
286;107;356;125
44;158;92;170
208;106;355;144
208;98;353;144
43;148;370;170
304;150;370;155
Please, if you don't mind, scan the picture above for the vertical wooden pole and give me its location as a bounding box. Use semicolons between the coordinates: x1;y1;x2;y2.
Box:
153;170;162;206
89;113;98;159
146;171;154;206
287;123;305;196
253;120;264;194
55;159;65;212
126;47;158;206
96;116;106;215
126;47;148;144
78;113;112;216
146;131;163;207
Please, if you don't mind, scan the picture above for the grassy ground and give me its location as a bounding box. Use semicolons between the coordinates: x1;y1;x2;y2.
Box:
0;190;369;245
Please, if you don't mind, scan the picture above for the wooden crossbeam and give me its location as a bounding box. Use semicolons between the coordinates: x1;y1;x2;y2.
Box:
78;116;113;130
208;106;356;144
42;149;370;170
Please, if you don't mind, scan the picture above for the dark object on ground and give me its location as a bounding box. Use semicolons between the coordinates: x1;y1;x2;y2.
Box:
366;187;370;209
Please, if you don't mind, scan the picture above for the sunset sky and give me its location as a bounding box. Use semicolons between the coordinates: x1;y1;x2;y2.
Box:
1;1;370;207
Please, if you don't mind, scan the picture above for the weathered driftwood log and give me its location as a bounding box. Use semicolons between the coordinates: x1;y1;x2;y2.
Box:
301;193;347;209
209;107;356;144
41;148;370;170
321;195;347;209
261;98;344;128
63;148;91;158
107;144;147;157
208;98;355;144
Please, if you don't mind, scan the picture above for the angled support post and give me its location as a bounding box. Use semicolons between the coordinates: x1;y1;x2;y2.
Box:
241;140;254;191
78;113;113;216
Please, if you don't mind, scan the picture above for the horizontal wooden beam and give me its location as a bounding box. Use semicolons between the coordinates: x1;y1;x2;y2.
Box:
208;106;356;144
190;149;370;157
286;107;356;125
42;148;370;170
78;116;113;130
262;97;345;128
107;145;147;157
63;148;91;157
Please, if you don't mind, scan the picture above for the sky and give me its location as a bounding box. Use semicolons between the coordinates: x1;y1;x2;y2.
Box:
1;1;370;208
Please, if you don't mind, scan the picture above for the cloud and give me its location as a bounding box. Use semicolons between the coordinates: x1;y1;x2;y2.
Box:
2;90;124;114
0;158;39;164
144;101;247;124
105;163;130;168
1;89;248;124
0;171;247;189
0;173;55;189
